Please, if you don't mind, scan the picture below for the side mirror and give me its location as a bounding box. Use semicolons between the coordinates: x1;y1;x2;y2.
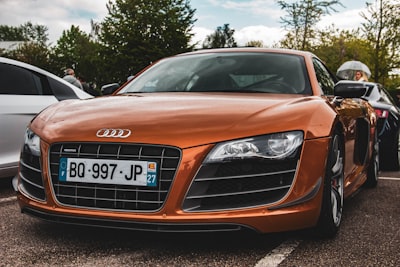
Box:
334;81;367;98
101;83;120;95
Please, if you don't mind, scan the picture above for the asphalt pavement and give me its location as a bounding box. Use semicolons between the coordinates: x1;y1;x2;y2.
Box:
1;173;399;266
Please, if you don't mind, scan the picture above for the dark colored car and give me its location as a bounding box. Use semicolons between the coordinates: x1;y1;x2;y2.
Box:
336;81;400;171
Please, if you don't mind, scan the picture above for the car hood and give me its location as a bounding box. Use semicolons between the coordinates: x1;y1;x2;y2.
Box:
33;93;328;148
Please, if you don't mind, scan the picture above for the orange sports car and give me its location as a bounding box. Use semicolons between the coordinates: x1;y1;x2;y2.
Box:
15;48;379;238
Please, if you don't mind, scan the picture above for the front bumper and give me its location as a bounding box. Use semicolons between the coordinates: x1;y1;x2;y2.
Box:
16;137;330;234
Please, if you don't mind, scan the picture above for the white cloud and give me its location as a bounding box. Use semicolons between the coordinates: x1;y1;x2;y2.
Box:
235;25;286;47
190;27;213;47
317;8;366;31
0;0;108;45
0;0;367;49
217;0;284;19
191;25;285;48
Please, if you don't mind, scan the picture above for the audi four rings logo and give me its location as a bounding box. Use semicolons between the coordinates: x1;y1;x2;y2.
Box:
96;128;131;138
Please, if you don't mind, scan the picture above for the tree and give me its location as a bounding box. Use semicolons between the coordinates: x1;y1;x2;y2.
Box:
246;40;264;47
50;25;101;87
51;25;89;72
99;0;196;84
202;24;237;48
360;0;400;84
20;22;49;45
89;19;101;42
277;0;343;50
0;22;48;44
6;42;50;70
311;26;373;74
0;25;25;41
0;22;50;68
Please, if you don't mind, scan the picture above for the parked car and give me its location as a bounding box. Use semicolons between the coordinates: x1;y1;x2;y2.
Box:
0;57;93;179
15;48;378;238
336;81;400;171
363;82;400;171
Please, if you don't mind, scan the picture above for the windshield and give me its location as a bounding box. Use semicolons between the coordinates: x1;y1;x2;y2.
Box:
118;52;312;95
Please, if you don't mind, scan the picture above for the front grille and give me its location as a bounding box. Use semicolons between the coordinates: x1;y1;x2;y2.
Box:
49;143;181;212
19;144;46;201
183;151;300;211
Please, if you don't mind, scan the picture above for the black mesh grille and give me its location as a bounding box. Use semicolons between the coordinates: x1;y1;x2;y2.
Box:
183;151;300;211
19;144;46;201
49;143;181;212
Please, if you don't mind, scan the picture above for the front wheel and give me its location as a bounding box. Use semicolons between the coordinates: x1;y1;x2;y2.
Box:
315;132;344;238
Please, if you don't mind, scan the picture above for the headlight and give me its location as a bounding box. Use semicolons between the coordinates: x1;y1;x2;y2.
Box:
205;131;303;163
24;128;41;156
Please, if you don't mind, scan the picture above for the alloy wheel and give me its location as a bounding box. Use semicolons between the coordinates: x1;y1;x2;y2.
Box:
330;135;344;226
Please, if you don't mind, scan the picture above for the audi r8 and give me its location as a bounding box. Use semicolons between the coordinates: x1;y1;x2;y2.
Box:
15;48;379;238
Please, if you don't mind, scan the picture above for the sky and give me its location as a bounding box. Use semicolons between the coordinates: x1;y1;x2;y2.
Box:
0;0;370;47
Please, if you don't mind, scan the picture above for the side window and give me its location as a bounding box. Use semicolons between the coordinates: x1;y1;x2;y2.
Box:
0;63;43;95
48;77;79;100
312;58;336;95
379;86;397;106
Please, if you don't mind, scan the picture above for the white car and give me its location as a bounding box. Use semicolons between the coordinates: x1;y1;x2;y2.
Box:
0;57;93;179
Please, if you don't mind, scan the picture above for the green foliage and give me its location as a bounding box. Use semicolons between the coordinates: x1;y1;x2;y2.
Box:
277;0;400;87
1;0;398;89
202;24;237;48
310;26;374;76
0;25;26;41
0;24;103;95
20;22;49;45
0;22;50;69
0;22;48;44
360;0;400;84
98;0;196;84
48;25;102;94
246;40;264;48
277;0;343;50
6;42;50;70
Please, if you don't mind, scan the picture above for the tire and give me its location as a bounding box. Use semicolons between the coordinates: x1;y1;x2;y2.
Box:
315;131;344;238
365;131;379;188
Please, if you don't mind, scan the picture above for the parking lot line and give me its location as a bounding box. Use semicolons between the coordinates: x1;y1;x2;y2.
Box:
0;196;17;204
379;176;400;181
253;176;398;267
254;239;301;267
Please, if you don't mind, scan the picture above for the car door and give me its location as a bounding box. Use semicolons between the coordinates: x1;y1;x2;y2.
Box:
312;58;371;193
0;62;59;177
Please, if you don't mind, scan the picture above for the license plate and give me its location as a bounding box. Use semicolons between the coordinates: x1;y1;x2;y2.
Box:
58;157;157;186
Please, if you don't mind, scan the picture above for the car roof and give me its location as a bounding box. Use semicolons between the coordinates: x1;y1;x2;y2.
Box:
177;47;317;58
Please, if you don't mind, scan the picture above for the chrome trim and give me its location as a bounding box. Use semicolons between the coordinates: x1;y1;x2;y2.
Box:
19;172;45;190
20;159;41;173
186;185;292;199
96;128;132;138
183;155;301;212
193;169;295;182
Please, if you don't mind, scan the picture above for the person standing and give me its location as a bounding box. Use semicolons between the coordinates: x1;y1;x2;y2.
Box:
78;76;100;96
63;68;83;89
354;70;368;82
